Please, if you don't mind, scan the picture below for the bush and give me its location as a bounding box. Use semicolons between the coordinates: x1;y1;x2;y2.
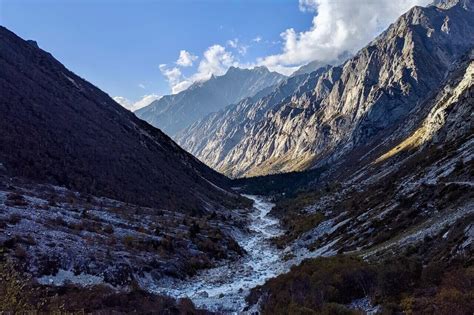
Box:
8;213;21;225
123;235;135;248
189;222;200;238
5;193;28;207
250;256;376;314
103;224;114;234
0;261;33;312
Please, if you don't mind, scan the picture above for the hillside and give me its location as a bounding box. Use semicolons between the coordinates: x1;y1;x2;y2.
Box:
247;45;474;315
0;26;246;214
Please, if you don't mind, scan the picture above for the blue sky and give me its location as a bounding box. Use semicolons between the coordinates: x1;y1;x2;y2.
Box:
0;0;430;110
0;0;312;105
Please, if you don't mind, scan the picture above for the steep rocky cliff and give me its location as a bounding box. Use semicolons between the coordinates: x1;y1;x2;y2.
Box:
179;1;474;178
247;46;474;315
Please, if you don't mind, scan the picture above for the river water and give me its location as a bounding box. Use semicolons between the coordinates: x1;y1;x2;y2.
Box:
149;195;287;313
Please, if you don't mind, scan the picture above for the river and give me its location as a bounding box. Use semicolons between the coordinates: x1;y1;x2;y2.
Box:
148;195;287;313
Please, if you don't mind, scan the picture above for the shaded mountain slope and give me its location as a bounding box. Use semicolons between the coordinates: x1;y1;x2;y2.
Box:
0;26;246;213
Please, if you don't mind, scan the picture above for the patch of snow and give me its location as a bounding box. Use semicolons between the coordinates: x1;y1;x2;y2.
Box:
62;73;82;90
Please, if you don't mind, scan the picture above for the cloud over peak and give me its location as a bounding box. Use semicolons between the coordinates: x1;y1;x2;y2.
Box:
161;44;238;94
159;0;432;92
259;0;431;72
176;50;198;67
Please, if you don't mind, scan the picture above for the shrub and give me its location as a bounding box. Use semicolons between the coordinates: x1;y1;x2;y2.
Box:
8;213;21;225
251;256;376;314
123;235;135;248
0;261;33;312
5;193;28;207
189;222;200;238
103;224;114;234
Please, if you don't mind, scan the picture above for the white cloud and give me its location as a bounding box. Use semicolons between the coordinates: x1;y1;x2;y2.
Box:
161;45;238;94
113;94;161;112
159;64;183;93
198;45;237;78
113;96;132;109
252;36;262;43
176;50;198;67
227;38;249;56
227;38;239;48
238;45;248;56
259;0;431;73
138;83;146;89
298;0;317;12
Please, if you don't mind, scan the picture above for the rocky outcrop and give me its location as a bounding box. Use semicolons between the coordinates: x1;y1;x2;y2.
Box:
179;1;474;178
135;66;285;137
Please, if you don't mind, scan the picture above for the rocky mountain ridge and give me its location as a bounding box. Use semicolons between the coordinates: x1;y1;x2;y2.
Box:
135;66;285;137
179;1;474;178
246;46;473;315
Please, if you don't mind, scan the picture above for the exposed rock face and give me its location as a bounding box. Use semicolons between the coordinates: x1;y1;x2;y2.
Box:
247;52;474;313
176;67;330;176
179;2;474;178
433;0;474;10
135;66;285;137
0;26;245;213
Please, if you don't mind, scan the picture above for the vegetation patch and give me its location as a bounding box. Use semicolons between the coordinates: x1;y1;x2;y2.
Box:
248;250;474;315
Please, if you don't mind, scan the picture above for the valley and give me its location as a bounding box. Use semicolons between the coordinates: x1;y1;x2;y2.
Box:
1;0;473;314
148;195;284;312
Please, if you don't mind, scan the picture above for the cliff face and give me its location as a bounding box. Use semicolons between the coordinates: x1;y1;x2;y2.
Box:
179;2;474;178
0;26;245;213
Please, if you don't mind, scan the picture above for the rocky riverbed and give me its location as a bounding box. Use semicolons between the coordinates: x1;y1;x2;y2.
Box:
148;195;286;313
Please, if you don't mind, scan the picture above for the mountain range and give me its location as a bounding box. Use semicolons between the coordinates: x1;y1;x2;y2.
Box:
0;0;473;313
135;66;285;137
178;0;474;178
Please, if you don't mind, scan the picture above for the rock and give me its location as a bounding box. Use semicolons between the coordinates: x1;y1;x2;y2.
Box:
177;2;474;178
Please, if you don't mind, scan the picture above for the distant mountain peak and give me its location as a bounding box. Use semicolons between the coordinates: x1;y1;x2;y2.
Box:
291;51;351;77
178;1;474;177
136;64;286;137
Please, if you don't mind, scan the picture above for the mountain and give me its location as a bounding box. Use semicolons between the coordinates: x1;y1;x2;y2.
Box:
247;47;474;314
0;26;246;214
179;1;474;178
176;66;331;175
135;66;285;137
